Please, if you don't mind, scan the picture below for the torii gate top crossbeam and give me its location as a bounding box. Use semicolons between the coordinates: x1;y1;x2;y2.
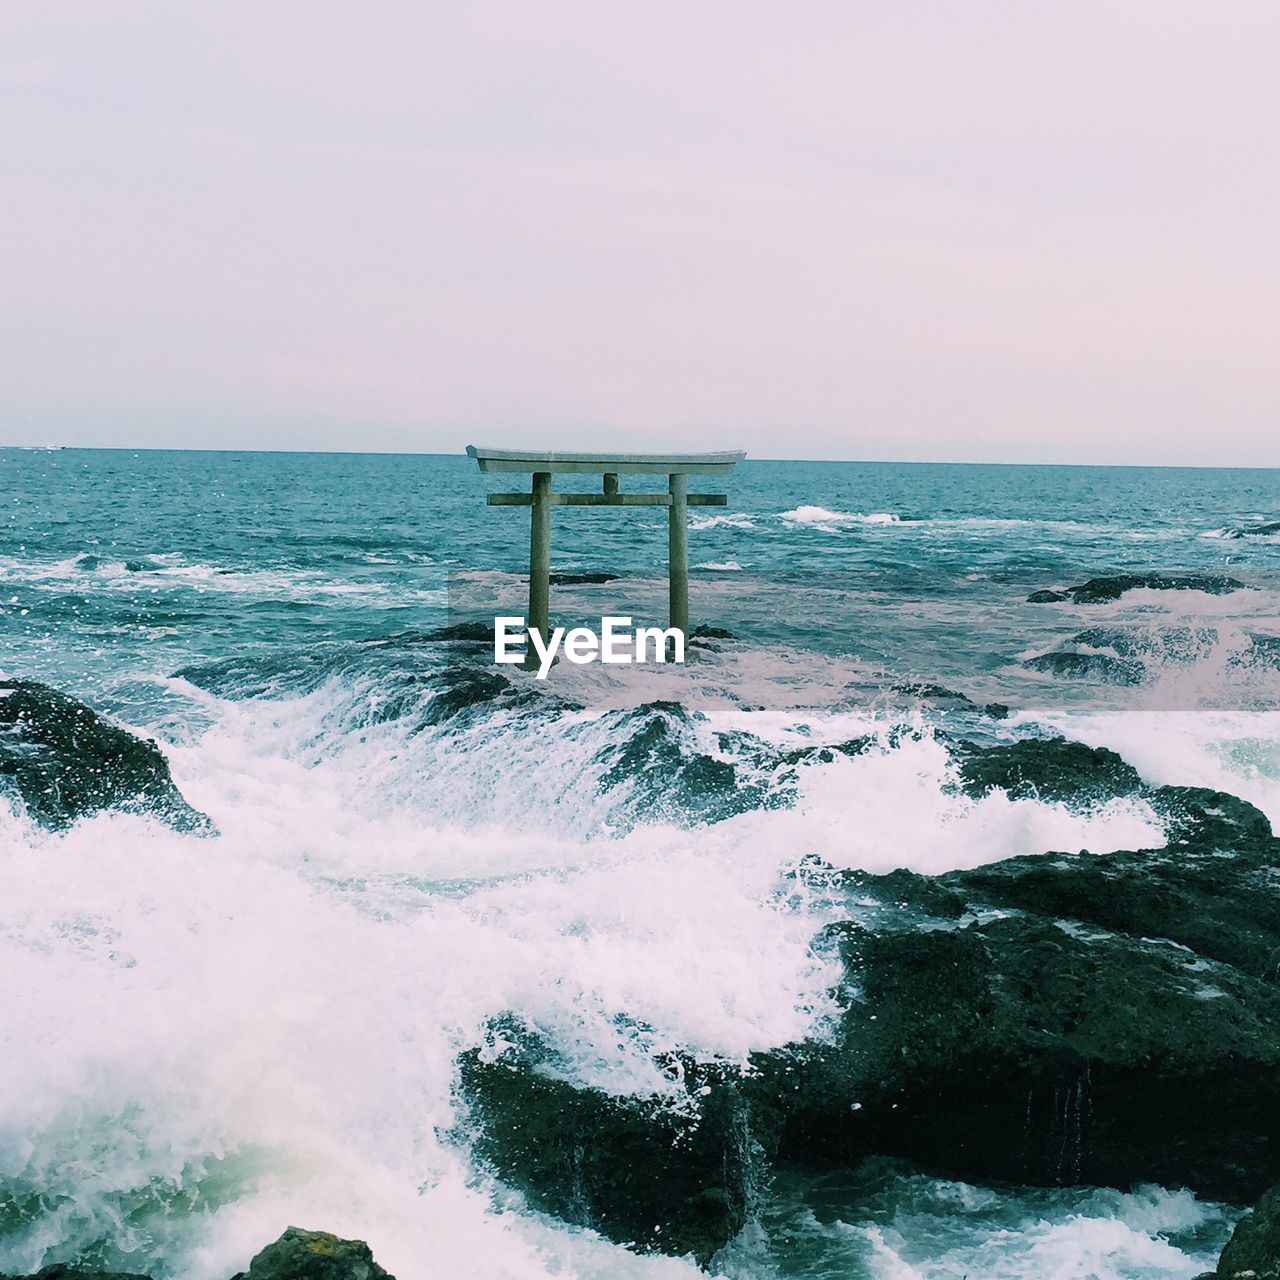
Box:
466;446;745;476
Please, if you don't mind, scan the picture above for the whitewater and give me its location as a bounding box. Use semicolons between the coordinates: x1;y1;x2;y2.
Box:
2;449;1279;1279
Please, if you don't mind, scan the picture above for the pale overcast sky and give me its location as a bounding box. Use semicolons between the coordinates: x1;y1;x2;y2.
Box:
3;2;1278;463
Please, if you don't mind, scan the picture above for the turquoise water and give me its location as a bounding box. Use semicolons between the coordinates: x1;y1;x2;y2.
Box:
2;447;1279;1278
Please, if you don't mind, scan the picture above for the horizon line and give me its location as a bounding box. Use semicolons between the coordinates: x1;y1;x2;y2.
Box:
2;443;1278;472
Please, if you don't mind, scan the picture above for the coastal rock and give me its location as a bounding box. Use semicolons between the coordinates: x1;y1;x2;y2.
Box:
1059;573;1244;603
1027;589;1068;603
1023;651;1146;683
952;736;1144;804
460;741;1280;1257
1210;1182;1280;1277
1221;521;1280;539
548;571;620;585
229;1228;393;1280
0;1269;154;1280
0;679;212;832
459;1030;757;1265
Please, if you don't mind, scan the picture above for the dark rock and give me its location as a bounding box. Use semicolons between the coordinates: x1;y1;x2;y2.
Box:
1213;1182;1280;1277
984;702;1012;719
459;1031;758;1265
460;737;1280;1254
1222;521;1280;539
952;736;1144;805
420;667;516;727
0;1268;154;1280
1027;589;1069;603
1063;573;1244;603
422;621;495;644
595;701;767;824
775;736;873;768
0;679;212;832
1023;651;1146;684
891;681;974;704
229;1228;393;1280
1150;785;1274;847
547;572;619;585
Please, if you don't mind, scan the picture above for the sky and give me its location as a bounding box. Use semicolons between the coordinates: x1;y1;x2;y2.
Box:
2;2;1279;465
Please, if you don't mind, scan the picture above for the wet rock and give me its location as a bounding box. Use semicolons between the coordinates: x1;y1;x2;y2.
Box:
459;1031;758;1265
548;571;620;585
422;621;495;644
461;739;1280;1254
0;1268;154;1280
228;1228;393;1280
1221;521;1280;539
767;898;1280;1201
1062;573;1244;603
595;701;767;824
0;679;212;832
1023;650;1146;684
952;735;1144;805
1211;1183;1280;1277
1027;589;1068;603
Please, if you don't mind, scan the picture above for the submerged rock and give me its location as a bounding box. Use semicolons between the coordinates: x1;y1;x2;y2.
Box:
548;571;620;585
1023;650;1146;684
1061;573;1245;603
0;679;212;832
230;1227;394;1280
1027;589;1069;603
1221;521;1280;539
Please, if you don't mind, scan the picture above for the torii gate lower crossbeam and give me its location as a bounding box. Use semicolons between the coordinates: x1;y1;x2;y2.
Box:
466;447;746;648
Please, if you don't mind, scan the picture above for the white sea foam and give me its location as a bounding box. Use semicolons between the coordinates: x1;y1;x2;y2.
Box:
779;507;900;529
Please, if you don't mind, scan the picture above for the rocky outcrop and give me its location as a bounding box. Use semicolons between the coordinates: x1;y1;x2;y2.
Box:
1221;521;1280;539
0;1229;395;1280
0;1269;153;1280
1199;1183;1280;1277
0;679;211;832
230;1227;394;1280
1060;573;1245;603
459;735;1280;1263
459;1032;757;1266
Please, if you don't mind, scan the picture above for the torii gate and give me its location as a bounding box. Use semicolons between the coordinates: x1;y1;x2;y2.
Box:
466;446;746;648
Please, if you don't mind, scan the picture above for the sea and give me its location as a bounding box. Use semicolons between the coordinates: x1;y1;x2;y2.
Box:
2;447;1279;1280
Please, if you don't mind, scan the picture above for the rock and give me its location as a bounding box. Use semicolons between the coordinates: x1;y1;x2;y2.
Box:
1023;651;1146;684
548;571;620;585
952;736;1144;805
764;893;1280;1201
459;1030;758;1265
594;701;767;825
1027;589;1068;603
1211;1182;1280;1277
0;1268;154;1280
230;1227;393;1280
1063;573;1244;603
459;739;1280;1256
1222;521;1280;539
0;679;212;832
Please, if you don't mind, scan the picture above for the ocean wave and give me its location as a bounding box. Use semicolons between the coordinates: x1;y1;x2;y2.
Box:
780;506;901;528
688;513;756;531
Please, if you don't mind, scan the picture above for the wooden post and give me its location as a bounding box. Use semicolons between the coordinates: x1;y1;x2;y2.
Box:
528;471;552;656
668;471;688;645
